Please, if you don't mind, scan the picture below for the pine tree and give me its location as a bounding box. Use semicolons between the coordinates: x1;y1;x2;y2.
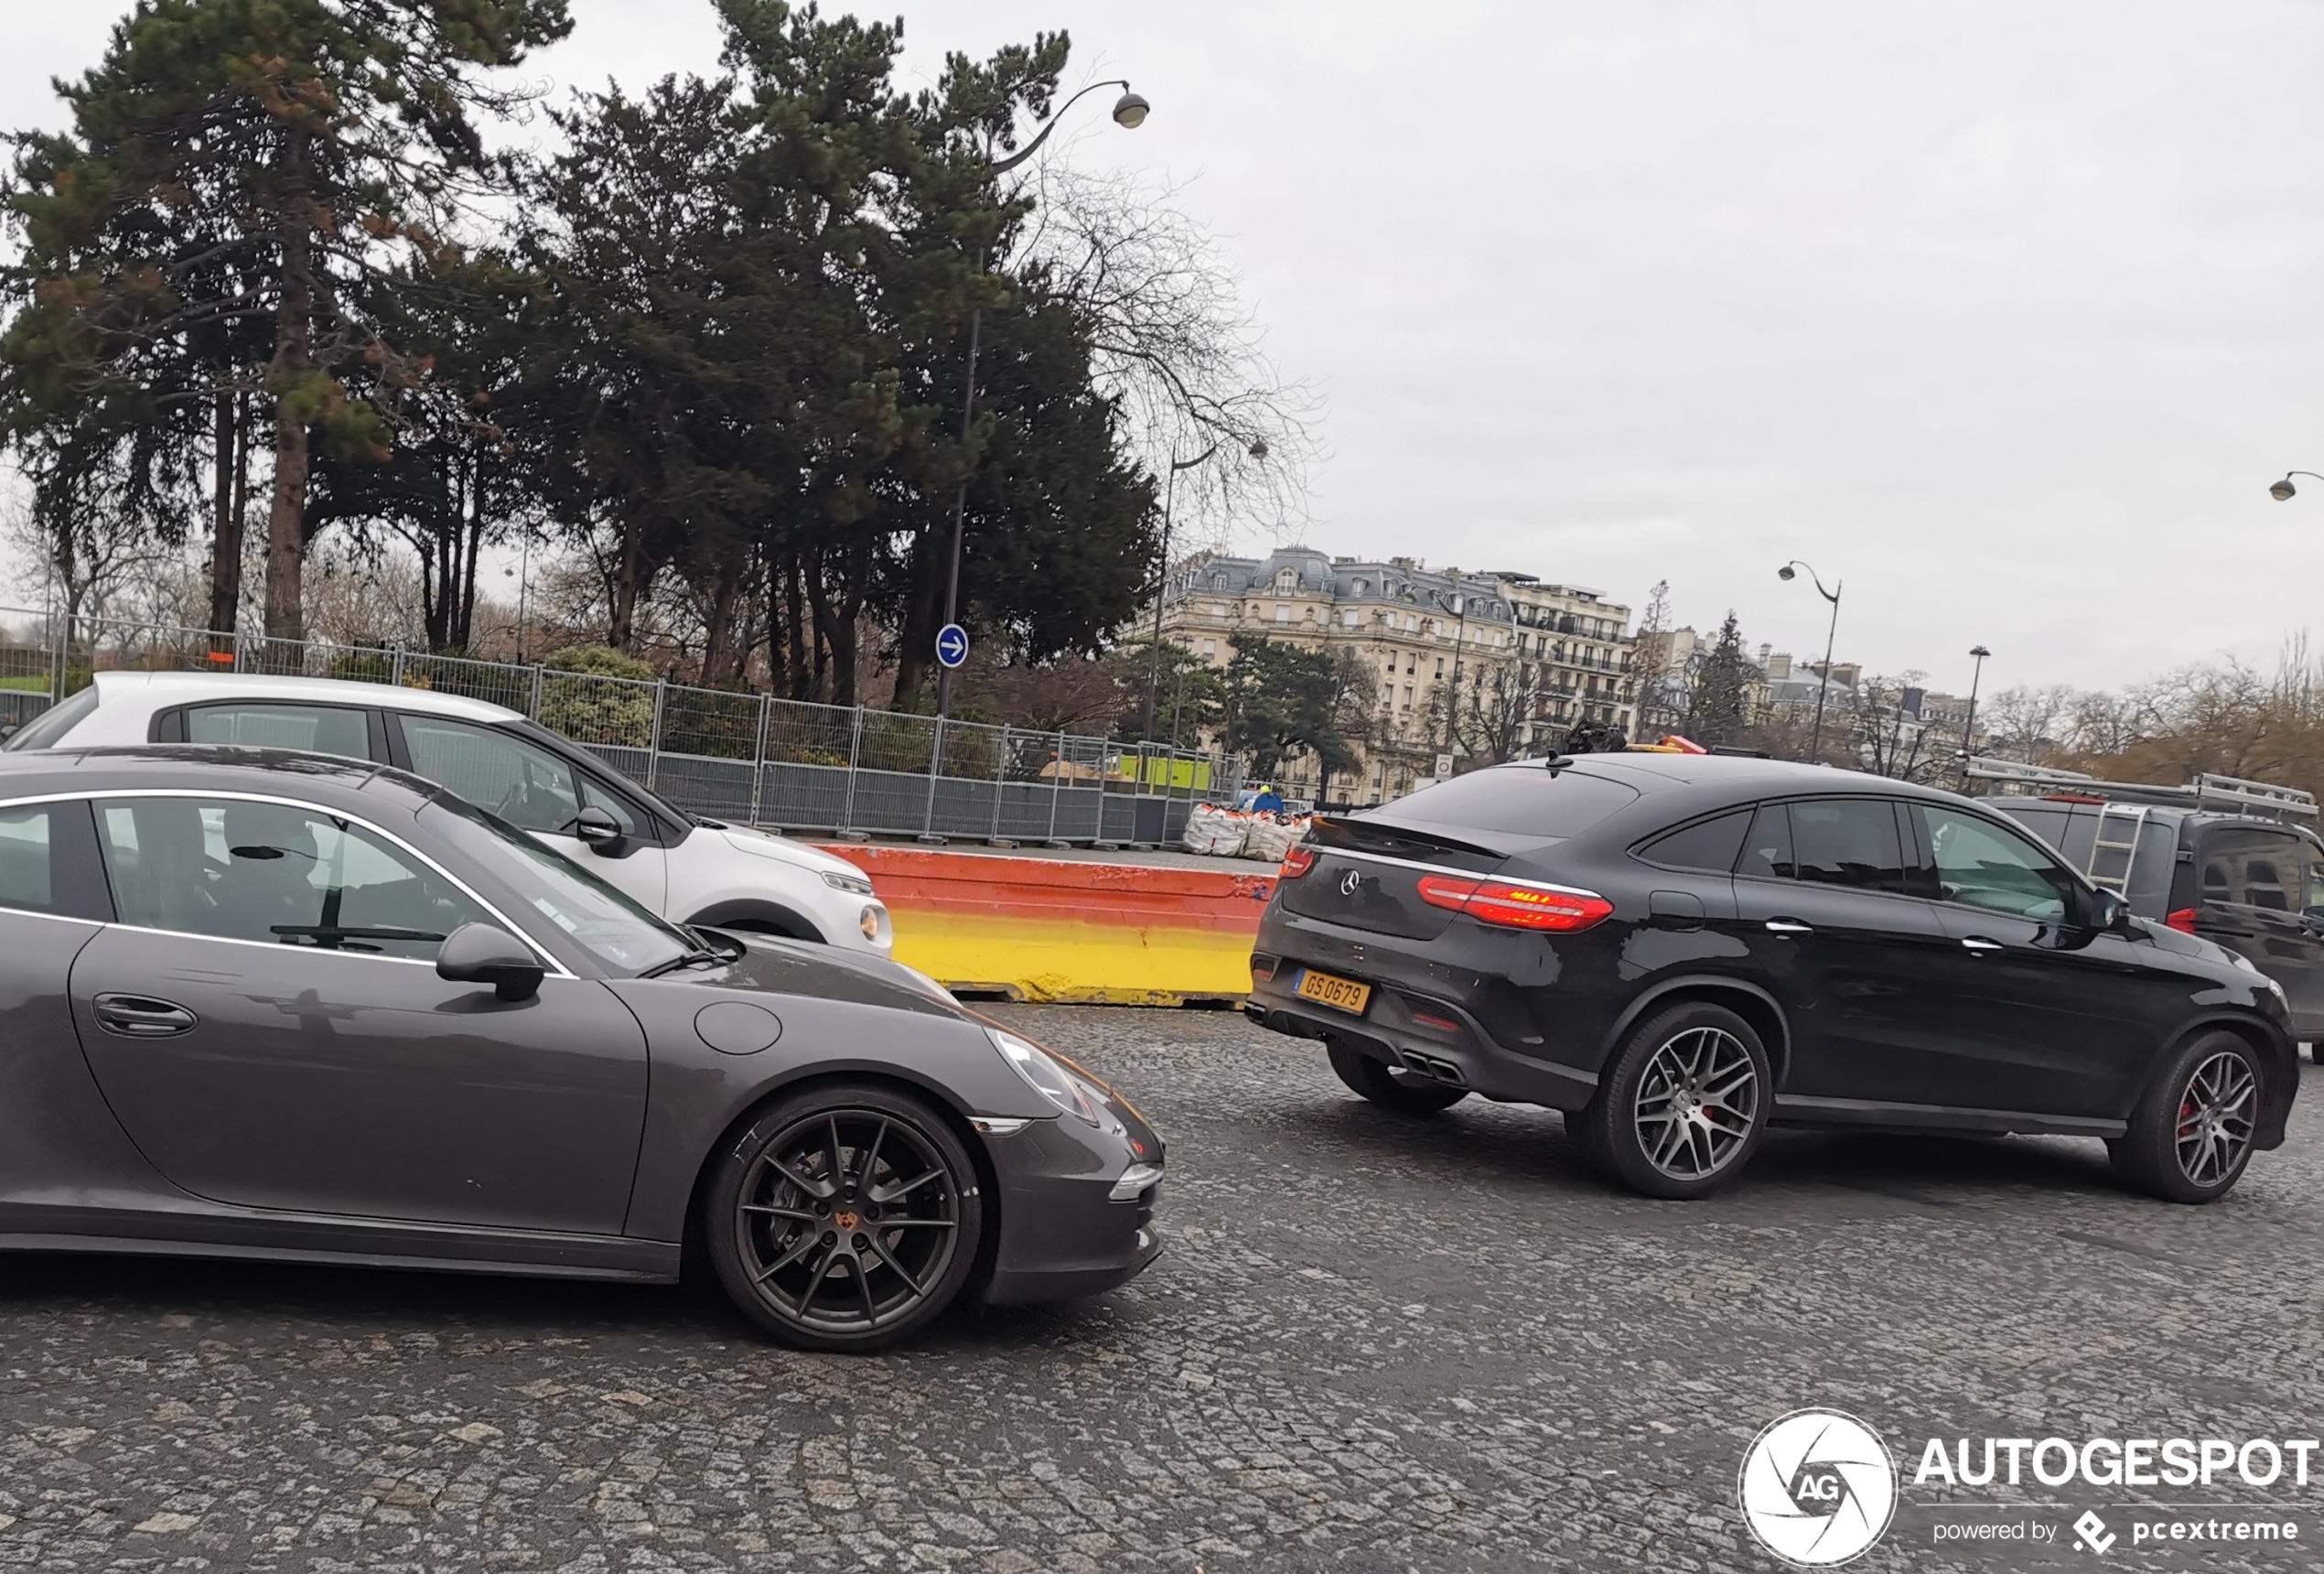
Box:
3;0;570;641
1686;610;1753;748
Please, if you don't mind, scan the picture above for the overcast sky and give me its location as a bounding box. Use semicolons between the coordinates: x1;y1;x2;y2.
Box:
5;1;2321;696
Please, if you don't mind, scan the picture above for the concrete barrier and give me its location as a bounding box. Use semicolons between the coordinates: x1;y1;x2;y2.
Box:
819;845;1273;1006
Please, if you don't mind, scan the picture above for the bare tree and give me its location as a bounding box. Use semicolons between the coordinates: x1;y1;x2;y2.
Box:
1630;579;1677;732
1979;684;2076;763
1445;663;1537;766
2;478;179;640
1019;161;1322;551
1846;672;1946;783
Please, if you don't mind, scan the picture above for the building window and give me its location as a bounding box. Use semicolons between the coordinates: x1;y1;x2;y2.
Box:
1383;652;1397;674
1275;568;1297;593
1402;685;1414;709
1275;604;1291;624
1435;657;1445;678
1210;602;1226;618
1201;639;1217;661
1341;608;1359;627
1405;654;1415;674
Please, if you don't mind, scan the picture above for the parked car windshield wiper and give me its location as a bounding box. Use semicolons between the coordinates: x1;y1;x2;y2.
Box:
637;945;726;978
272;924;447;947
687;925;747;962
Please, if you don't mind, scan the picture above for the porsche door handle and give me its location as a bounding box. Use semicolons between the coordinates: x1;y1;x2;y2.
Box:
1763;919;1814;936
91;994;199;1038
1960;937;2005;954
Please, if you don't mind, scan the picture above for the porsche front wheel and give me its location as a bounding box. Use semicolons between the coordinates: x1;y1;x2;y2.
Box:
705;1083;984;1351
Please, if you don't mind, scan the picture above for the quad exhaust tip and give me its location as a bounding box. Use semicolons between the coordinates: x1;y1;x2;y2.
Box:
1398;1050;1468;1087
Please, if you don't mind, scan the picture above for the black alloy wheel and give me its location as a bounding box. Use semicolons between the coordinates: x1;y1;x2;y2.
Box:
2111;1031;2262;1204
1327;1042;1468;1114
1576;1001;1770;1200
705;1082;983;1350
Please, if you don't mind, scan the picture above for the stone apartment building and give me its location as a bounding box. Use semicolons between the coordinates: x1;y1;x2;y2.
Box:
1146;545;1636;804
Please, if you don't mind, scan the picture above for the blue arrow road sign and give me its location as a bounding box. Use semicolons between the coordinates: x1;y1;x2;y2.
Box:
935;622;970;670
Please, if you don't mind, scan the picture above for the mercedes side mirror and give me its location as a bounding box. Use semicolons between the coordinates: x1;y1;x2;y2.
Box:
436;922;545;1002
572;805;626;855
2090;888;2133;935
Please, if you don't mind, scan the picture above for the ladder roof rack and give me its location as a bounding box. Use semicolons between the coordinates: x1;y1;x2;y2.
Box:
1960;757;2317;821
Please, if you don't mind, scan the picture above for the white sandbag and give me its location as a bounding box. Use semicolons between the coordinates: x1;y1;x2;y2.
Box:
1241;817;1298;864
1179;803;1248;856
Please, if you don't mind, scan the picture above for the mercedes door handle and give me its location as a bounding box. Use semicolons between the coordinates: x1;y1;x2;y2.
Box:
1960;937;2005;954
1764;919;1814;936
91;994;199;1038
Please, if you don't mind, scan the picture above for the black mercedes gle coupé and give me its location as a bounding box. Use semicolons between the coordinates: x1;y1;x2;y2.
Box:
1245;753;2295;1203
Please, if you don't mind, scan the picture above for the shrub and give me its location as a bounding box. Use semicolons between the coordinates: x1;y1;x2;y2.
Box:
538;647;659;748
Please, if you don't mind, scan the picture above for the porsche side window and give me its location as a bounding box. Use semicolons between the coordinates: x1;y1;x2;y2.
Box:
0;804;53;912
96;796;491;960
0;802;110;921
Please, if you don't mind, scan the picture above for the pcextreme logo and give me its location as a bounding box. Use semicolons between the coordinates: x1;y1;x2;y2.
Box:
1738;1408;1900;1567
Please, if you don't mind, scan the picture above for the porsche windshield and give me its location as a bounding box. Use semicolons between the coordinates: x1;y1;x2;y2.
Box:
419;795;694;976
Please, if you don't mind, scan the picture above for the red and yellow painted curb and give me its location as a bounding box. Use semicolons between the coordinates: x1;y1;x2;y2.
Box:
820;846;1272;1006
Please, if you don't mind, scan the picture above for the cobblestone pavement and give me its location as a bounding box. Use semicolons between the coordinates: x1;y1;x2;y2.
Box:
3;1005;2322;1572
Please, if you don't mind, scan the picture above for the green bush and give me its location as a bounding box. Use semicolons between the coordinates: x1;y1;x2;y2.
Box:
326;650;398;685
538;647;658;747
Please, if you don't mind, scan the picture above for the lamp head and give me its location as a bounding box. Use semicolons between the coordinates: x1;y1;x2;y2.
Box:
2272;477;2297;501
1112;90;1150;129
1776;565;1796;582
1969;644;1990;659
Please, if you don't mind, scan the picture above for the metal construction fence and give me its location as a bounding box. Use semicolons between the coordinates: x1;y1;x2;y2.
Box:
0;607;1243;846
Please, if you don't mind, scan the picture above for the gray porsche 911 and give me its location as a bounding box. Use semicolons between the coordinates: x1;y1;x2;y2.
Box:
0;746;1163;1350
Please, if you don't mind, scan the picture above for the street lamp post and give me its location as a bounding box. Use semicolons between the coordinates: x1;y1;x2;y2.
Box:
1777;560;1842;762
1431;586;1471;755
2269;470;2324;501
1141;436;1265;739
934;81;1149;725
1960;643;1991;781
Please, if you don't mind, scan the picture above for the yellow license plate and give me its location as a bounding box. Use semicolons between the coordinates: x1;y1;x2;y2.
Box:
1296;968;1372;1015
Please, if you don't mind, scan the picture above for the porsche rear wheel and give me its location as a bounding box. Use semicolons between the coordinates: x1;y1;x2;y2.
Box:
705;1083;983;1351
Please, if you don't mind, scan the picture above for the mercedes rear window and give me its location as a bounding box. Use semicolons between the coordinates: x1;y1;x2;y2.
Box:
1378;766;1641;839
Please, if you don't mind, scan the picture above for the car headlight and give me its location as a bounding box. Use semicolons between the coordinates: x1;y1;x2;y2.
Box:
988;1028;1106;1127
859;903;885;943
822;869;875;896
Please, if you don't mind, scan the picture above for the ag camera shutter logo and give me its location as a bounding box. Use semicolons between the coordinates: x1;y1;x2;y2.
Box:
1738;1409;1899;1566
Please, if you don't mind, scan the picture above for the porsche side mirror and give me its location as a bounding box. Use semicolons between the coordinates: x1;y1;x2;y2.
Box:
436;922;544;1002
572;805;626;855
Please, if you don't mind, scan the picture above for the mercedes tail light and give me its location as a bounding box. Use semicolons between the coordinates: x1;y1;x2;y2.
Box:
1280;846;1317;879
2166;907;2199;934
1416;873;1613;933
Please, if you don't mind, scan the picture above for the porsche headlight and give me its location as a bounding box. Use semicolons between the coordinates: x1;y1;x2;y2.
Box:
988;1029;1104;1127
